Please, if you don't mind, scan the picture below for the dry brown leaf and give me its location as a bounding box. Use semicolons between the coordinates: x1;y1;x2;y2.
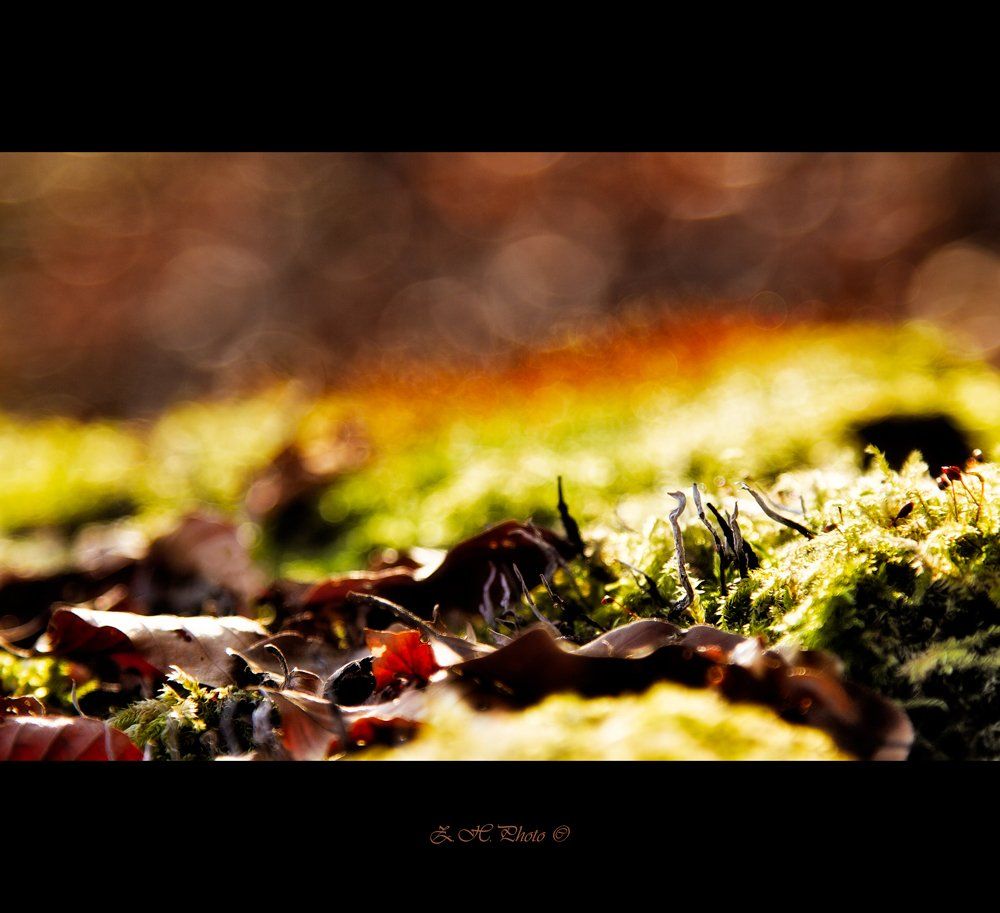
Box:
38;607;267;687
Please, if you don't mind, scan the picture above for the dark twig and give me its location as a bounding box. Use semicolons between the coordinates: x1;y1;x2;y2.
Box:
219;699;241;755
70;680;84;717
540;571;606;635
346;591;492;659
742;484;816;539
692;484;728;597
614;558;668;609
667;491;695;614
512;564;562;636
539;572;566;612
729;503;750;578
557;476;585;555
264;643;291;690
536;536;609;632
707;502;736;559
755;487;806;517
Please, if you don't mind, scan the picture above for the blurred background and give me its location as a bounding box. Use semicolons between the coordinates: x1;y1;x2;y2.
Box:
2;151;1000;418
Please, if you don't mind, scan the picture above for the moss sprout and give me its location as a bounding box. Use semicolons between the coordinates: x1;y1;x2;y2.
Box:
110;668;264;760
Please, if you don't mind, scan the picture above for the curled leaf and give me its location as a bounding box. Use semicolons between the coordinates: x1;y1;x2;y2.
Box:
324;657;377;705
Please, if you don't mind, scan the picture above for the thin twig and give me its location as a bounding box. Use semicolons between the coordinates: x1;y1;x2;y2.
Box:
742;483;816;539
707;502;736;559
729;503;750;578
957;474;983;525
667;491;695;613
70;680;84;717
345;591;491;658
692;484;728;597
614;558;668;608
967;471;987;524
541;569;606;634
557;476;585;555
264;643;291;690
512;564;562;636
539;572;566;611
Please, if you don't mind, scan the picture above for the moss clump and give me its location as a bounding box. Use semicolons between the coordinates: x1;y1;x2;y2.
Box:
364;682;849;760
110;668;263;760
704;457;1000;759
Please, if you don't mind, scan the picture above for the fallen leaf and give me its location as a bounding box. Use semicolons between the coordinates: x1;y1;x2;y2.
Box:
265;687;425;760
575;619;682;658
0;715;142;761
38;607;267;687
137;514;266;613
276;519;580;639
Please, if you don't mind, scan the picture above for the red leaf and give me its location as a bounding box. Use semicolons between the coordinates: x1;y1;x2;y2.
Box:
0;716;142;761
365;629;439;690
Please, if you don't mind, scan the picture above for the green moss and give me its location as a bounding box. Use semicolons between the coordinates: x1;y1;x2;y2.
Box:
0;651;97;712
136;391;302;512
0;416;143;532
697;459;1000;758
363;682;849;760
109;668;263;760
